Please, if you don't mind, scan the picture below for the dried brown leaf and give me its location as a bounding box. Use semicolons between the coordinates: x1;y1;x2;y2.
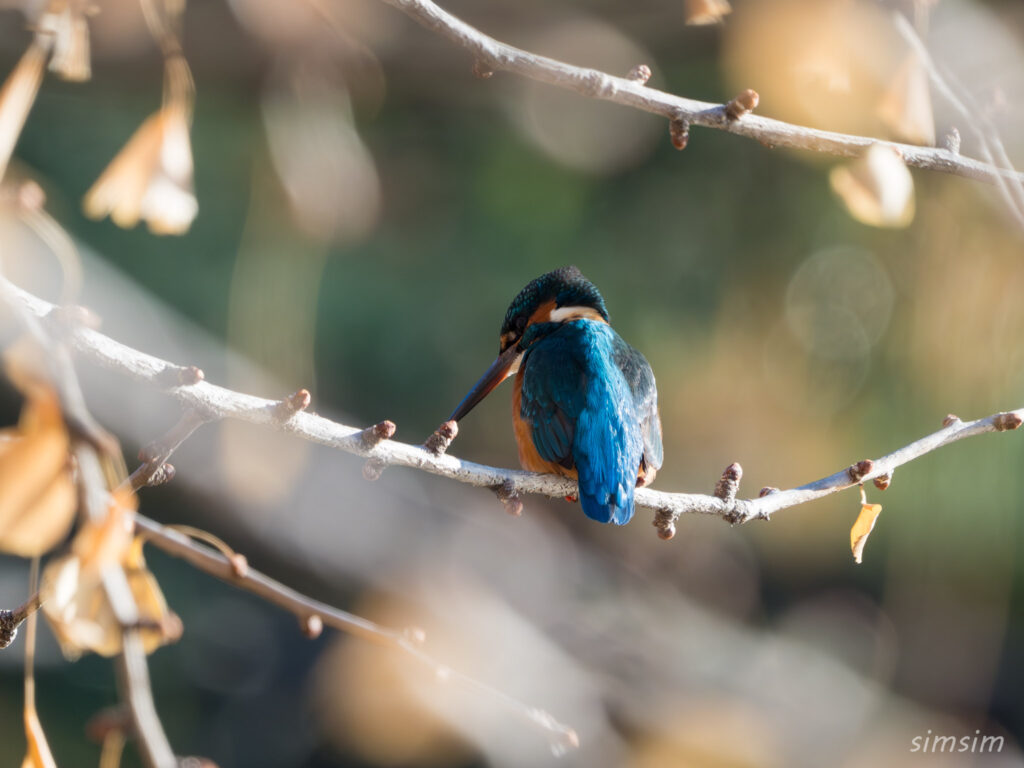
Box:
830;145;915;228
41;492;177;657
878;52;935;146
850;488;883;564
0;391;76;557
83;104;197;235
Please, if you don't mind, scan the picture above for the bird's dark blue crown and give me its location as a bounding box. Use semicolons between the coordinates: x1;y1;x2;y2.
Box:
500;267;609;341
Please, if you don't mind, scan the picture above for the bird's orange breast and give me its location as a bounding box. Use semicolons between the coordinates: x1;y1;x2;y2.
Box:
512;369;577;478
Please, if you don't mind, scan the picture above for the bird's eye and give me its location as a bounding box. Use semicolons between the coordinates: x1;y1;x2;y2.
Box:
515;315;527;334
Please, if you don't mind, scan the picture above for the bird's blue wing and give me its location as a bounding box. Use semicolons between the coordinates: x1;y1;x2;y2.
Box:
614;340;663;472
520;322;644;524
519;333;581;470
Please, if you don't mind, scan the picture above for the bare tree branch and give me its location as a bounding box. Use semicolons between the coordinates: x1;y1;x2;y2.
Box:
0;280;179;768
2;276;1021;541
0;275;580;754
374;0;1024;188
133;513;580;751
891;11;1024;232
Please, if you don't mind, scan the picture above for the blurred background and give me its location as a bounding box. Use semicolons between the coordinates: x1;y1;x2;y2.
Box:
1;0;1024;765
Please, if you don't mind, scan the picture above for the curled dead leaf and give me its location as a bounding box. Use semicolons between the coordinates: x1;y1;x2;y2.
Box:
83;101;197;235
0;38;48;182
878;52;935;146
850;487;883;564
42;494;179;658
830;144;915;228
0;389;76;557
38;1;92;82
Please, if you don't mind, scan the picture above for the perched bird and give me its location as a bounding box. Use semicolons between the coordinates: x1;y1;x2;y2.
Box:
449;266;663;524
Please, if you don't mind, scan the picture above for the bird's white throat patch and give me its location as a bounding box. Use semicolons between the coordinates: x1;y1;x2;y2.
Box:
549;305;607;323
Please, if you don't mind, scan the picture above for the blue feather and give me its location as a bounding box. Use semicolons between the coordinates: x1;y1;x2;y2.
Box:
519;320;646;525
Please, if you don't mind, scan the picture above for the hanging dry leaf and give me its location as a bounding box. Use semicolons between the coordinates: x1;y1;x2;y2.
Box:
83;103;197;235
685;0;732;25
0;39;49;182
850;487;883;564
41;491;181;658
878;52;935;146
22;698;58;768
830;144;915;228
38;1;91;82
0;389;76;557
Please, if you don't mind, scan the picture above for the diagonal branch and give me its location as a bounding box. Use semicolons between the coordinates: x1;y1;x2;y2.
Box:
132;513;580;751
0;275;580;753
2;275;1021;541
891;11;1024;233
375;0;1024;188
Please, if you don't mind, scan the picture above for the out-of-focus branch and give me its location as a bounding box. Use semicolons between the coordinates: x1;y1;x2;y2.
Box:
132;513;579;750
891;11;1024;233
3;277;1021;540
373;0;1024;188
1;279;179;768
128;407;210;490
134;514;416;646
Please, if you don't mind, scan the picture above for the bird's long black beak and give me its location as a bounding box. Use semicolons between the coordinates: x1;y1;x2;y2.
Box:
449;344;522;422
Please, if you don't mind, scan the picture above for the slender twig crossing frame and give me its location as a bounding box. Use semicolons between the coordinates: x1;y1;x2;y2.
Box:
374;0;1024;191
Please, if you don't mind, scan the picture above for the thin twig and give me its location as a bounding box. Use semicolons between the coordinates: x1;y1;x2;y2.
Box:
127;408;210;490
2;276;1021;534
133;514;579;751
374;0;1024;187
891;11;1024;232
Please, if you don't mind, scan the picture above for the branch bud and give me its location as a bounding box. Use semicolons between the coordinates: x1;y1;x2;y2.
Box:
49;303;102;331
993;412;1023;431
0;609;19;649
943;127;961;154
472;59;494;79
148;462;176;486
847;459;874;483
873;472;892;491
713;462;742;502
362;458;385;482
725;89;759;121
360;419;396;448
758;486;779;497
301;614;323;639
653;509;676;540
424;420;458;456
669;116;690;150
942;413;961;427
274;388;311;421
626;64;652;84
178;365;204;386
228;554;249;578
494;479;523;516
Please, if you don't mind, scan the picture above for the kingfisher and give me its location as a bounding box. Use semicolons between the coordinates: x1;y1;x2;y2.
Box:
448;266;663;525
